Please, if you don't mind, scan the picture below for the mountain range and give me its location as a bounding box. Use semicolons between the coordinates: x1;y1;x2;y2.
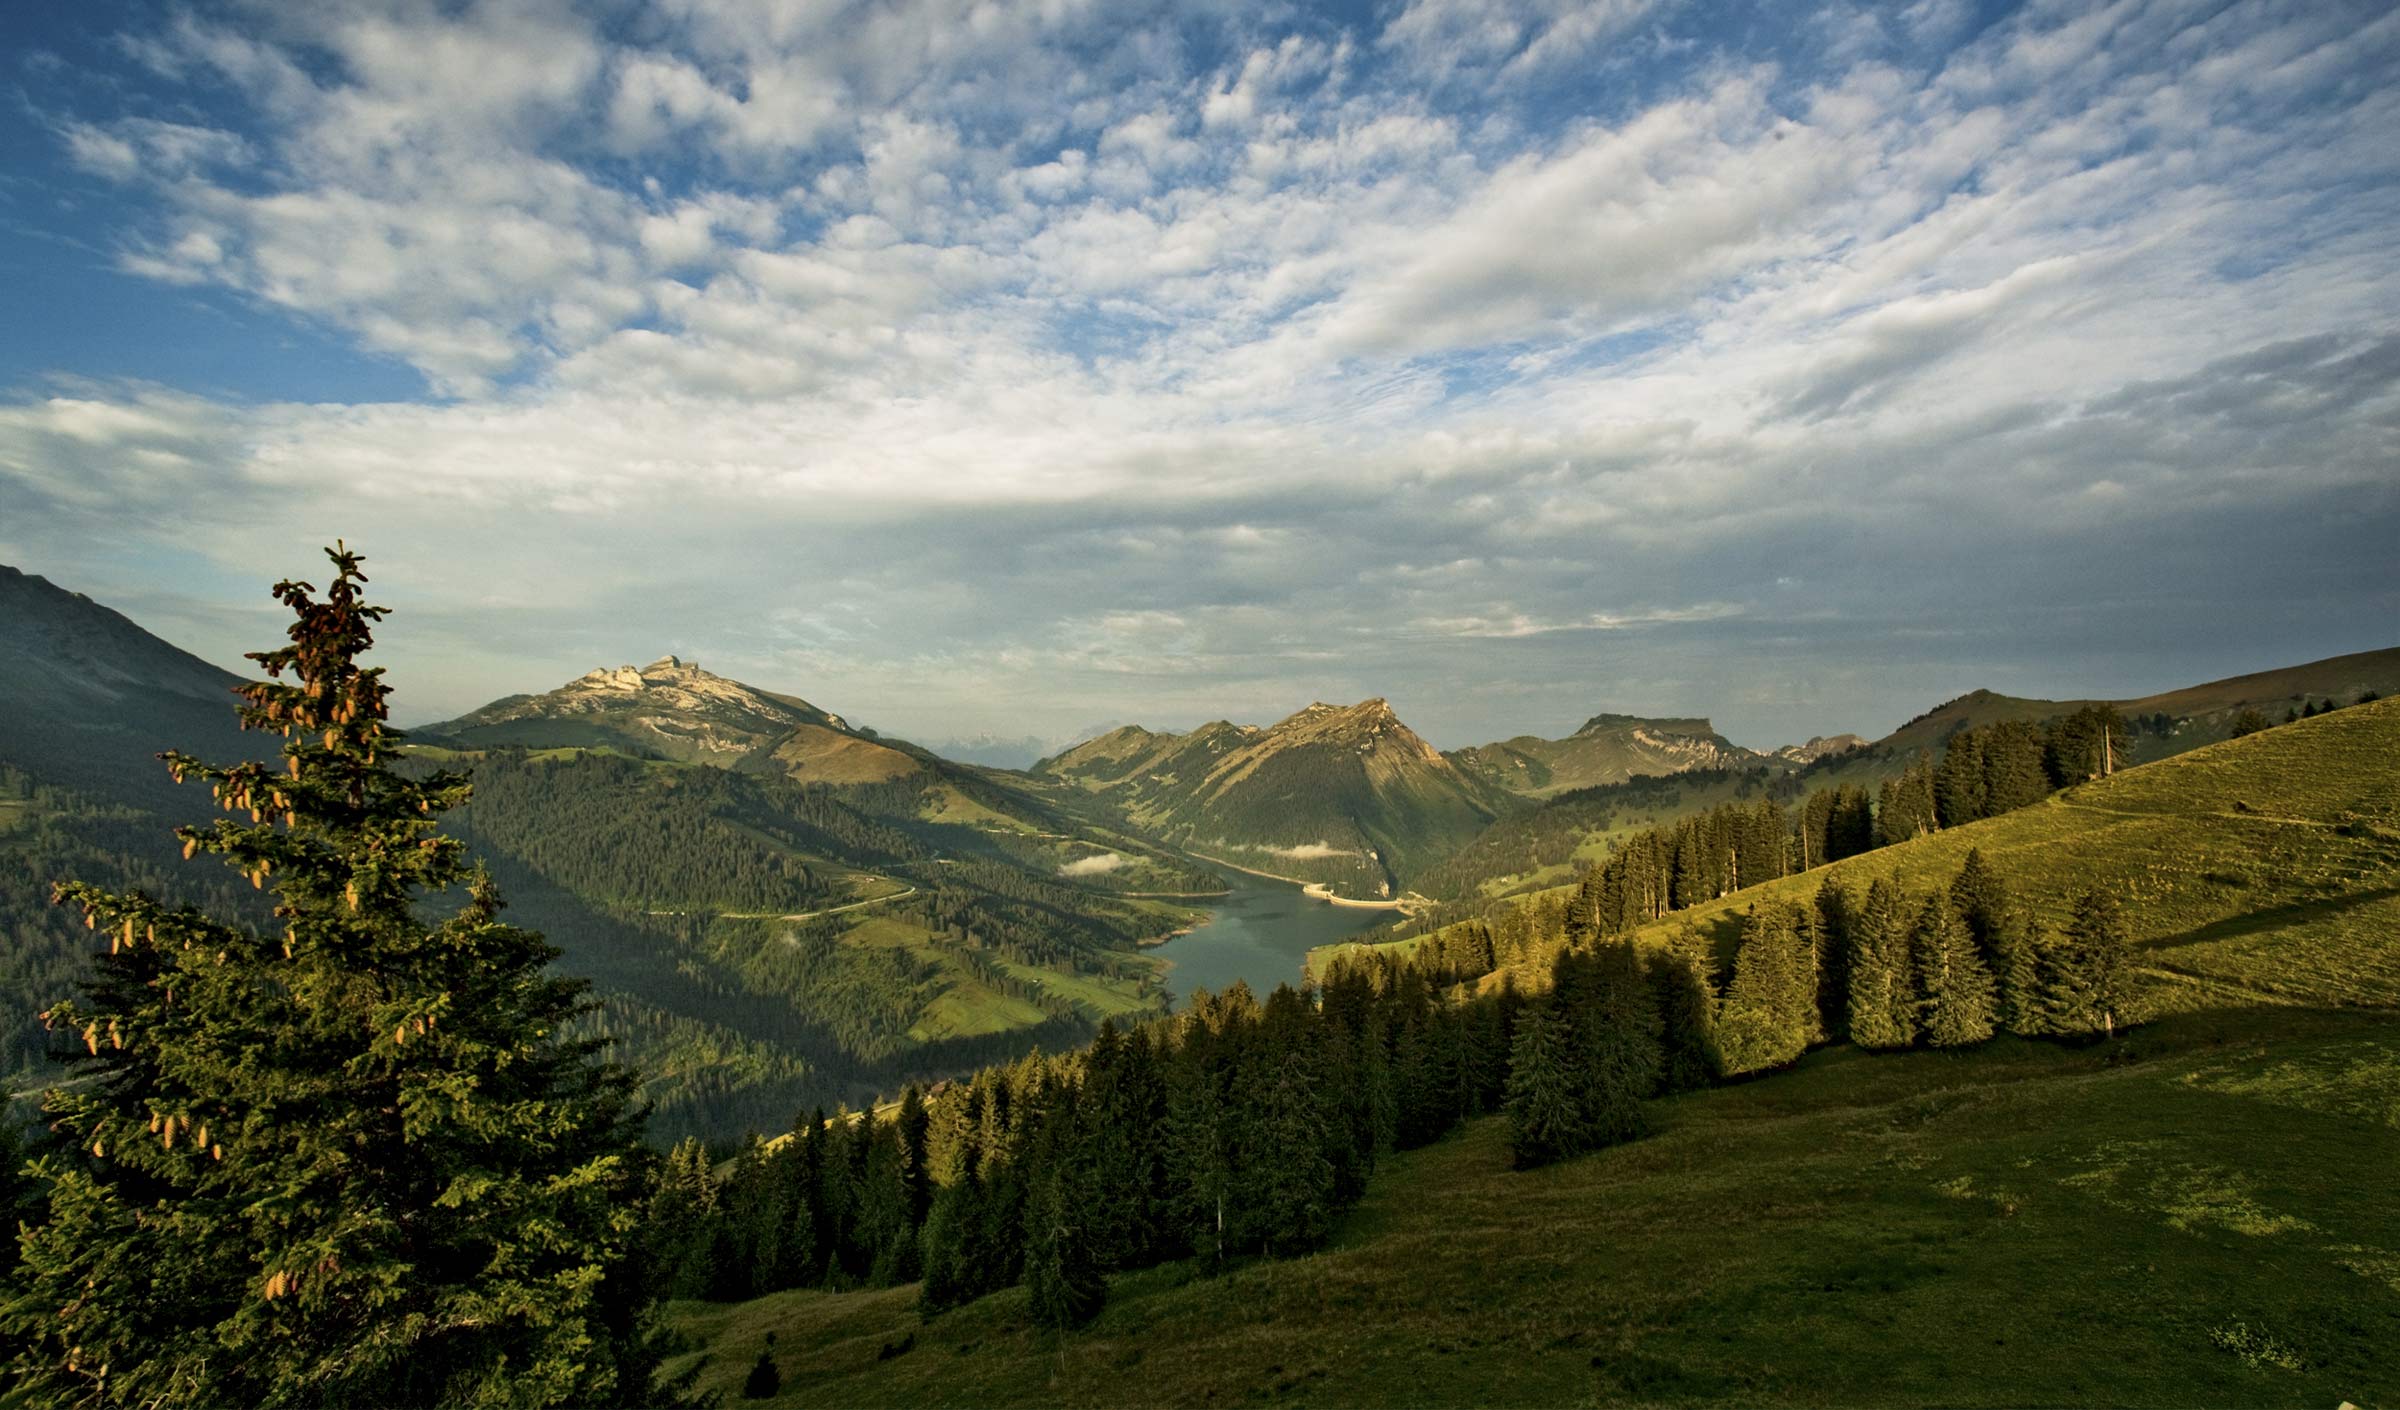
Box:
1446;713;1761;798
1034;699;1512;899
5;557;2396;1136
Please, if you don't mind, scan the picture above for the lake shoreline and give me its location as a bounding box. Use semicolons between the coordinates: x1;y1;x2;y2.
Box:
1185;852;1412;911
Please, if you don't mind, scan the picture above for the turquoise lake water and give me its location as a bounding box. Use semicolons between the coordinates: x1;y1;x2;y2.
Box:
1153;865;1394;1005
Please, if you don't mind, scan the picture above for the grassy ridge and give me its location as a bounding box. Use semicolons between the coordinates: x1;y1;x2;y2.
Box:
669;700;2400;1406
1601;698;2400;1005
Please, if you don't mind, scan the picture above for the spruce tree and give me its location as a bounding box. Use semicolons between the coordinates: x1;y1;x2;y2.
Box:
2048;887;2136;1037
1845;879;1915;1051
1561;942;1661;1145
1023;1088;1106;1329
1644;945;1720;1093
1716;904;1812;1074
1910;896;1995;1048
1245;1049;1337;1255
3;546;657;1408
1949;850;2039;1035
1502;1003;1582;1169
1812;878;1853;1038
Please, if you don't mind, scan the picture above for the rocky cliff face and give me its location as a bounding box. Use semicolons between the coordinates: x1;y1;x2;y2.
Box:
1772;734;1869;764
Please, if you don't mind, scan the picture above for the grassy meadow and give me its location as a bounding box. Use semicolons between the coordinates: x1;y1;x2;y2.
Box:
665;1004;2398;1407
667;699;2400;1407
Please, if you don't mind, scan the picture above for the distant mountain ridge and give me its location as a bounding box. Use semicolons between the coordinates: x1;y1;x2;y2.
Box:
422;655;928;785
1773;734;1869;764
1446;712;1765;798
1037;698;1511;900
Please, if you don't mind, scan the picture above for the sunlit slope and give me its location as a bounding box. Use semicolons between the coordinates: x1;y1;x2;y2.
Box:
669;1004;2399;1408
1595;697;2400;1011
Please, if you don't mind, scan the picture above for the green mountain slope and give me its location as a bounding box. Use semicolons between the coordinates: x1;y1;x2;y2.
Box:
1598;695;2400;1007
670;1007;2396;1408
668;698;2400;1408
1411;649;2400;906
1037;701;1513;899
1447;713;1765;798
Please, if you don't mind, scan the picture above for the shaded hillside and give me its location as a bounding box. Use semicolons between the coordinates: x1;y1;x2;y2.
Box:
0;566;284;1087
0;564;269;809
0;579;1209;1139
1447;713;1765;798
1038;701;1513;899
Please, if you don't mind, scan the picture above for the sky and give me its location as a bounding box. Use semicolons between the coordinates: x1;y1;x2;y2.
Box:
1;0;2395;754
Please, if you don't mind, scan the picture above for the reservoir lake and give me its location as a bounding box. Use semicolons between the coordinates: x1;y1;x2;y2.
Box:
1154;865;1395;1005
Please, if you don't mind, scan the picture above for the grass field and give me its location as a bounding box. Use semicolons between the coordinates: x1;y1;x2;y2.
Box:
668;700;2400;1407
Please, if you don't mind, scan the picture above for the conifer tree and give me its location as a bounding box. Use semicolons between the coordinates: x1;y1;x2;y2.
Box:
1845;879;1916;1051
1949;850;2038;1034
1023;1090;1106;1329
1245;1049;1337;1255
897;1085;933;1228
3;546;657;1408
1812;878;1853;1039
1557;942;1661;1144
1716;904;1815;1074
2047;888;2136;1037
1502;1003;1582;1169
1910;897;1995;1048
1644;945;1720;1093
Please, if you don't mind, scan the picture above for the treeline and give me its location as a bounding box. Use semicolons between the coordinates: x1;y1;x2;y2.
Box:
647;964;1536;1326
1407;767;1767;903
651;842;2145;1327
1708;850;2137;1077
1402;705;2137;967
2231;690;2381;737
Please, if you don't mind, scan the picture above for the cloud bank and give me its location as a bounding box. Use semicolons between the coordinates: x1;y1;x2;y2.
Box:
1;0;2394;749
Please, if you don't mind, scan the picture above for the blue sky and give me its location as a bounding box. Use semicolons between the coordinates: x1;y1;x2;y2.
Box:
1;0;2394;752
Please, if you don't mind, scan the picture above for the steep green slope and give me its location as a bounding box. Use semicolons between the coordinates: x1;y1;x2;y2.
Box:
1410;650;2399;907
668;703;2400;1408
411;745;1196;1139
